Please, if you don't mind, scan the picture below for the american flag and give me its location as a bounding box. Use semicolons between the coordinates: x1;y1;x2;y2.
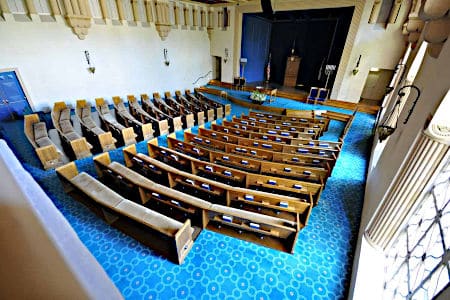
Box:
266;53;271;82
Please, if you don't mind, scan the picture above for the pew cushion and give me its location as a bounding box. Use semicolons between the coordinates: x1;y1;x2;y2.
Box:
90;127;104;136
35;136;53;148
33;122;48;140
82;117;97;129
71;172;124;207
60;120;74;134
65;131;81;141
99;104;110;115
81;107;91;118
108;162;212;210
59;108;71;121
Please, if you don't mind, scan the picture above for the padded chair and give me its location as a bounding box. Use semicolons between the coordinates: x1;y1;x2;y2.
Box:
307;87;319;103
315;88;329;104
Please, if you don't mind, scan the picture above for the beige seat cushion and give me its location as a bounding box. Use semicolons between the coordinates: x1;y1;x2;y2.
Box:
59;119;74;134
99;104;110;115
90;127;104;136
81;107;91;118
109;162;212;209
65;131;81;141
36;136;53;147
82;117;97;129
59;108;71;121
72;173;124;207
33;122;48;140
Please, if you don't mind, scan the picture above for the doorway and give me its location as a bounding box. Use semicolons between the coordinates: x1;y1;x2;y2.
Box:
0;70;33;121
212;56;222;81
360;68;395;106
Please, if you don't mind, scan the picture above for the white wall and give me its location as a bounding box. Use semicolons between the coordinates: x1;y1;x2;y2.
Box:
0;18;212;111
331;0;409;102
209;6;235;83
349;40;450;299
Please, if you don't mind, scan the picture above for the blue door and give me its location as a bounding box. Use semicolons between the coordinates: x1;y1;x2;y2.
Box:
0;71;32;121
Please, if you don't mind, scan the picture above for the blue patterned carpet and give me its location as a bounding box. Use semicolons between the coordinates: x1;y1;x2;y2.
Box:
0;89;375;299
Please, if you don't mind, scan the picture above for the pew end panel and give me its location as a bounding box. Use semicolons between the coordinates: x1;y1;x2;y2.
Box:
98;132;117;152
207;109;215;123
142;123;155;140
36;145;64;170
196;111;205;126
174;219;195;264
70;137;93;160
123;144;138;168
225;104;231;116
122;127;137;146
24;113;40;147
185;114;195;129
93;152;112;178
55;162;79;192
173;116;183;132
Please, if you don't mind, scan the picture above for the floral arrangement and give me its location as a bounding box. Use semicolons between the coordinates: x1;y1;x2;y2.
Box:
250;90;267;103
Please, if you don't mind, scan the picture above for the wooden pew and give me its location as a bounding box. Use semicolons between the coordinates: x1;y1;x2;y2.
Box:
199;127;339;160
24;113;65;169
164;92;196;129
76;100;116;153
227;118;323;138
127;95;169;136
56;162;195;265
213;123;314;143
51;101;93;160
123;144;312;222
153;92;179;117
167;136;329;183
148;141;324;202
112;96;154;141
239;115;328;134
93;152;211;232
183;131;334;170
142;94;183;132
175;90;206;126
95;98;137;146
226;119;343;149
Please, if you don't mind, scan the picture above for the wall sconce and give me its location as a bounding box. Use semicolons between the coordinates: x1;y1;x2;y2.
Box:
84;50;95;74
164;48;170;66
224;48;229;63
352;55;361;75
377;85;421;142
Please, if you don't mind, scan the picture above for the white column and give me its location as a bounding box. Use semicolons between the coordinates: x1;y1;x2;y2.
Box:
366;130;450;250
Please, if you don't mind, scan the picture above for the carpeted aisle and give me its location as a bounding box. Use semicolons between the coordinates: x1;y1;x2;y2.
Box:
0;90;375;300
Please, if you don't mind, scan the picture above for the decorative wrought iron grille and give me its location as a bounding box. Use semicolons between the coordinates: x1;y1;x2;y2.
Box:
383;158;450;299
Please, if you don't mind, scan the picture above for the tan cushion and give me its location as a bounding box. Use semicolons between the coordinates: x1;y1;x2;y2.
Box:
59;108;71;121
82;117;97;129
109;162;212;209
59;119;73;134
71;173;124;207
81;107;91;118
100;104;110;115
33;122;47;140
65;131;81;141
90;127;104;136
36;137;53;147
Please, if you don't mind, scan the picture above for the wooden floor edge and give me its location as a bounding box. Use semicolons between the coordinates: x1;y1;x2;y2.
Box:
206;80;379;115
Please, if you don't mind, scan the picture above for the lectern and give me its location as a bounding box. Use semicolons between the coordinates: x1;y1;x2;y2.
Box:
283;56;301;87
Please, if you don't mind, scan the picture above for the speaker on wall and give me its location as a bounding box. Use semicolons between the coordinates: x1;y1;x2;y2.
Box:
261;0;273;15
